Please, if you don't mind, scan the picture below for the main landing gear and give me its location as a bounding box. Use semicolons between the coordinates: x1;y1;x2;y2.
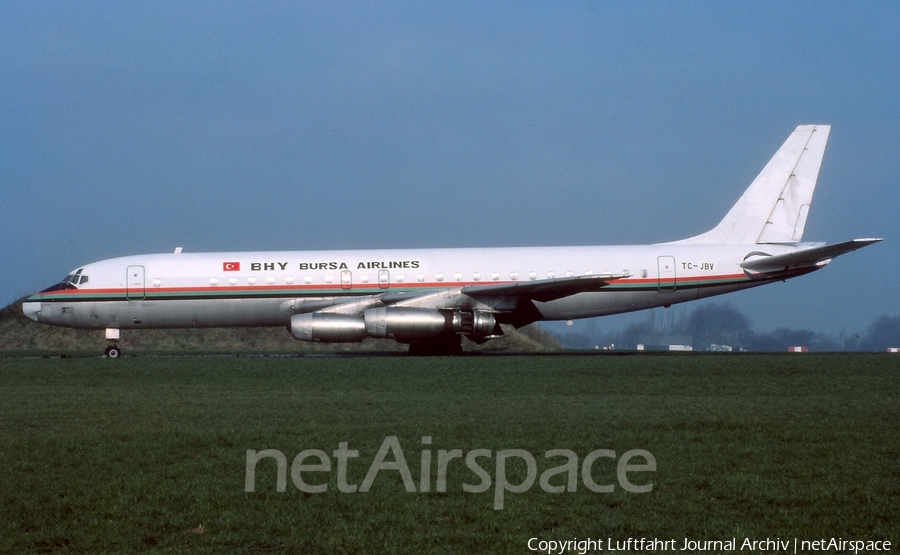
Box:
407;335;464;356
105;328;122;359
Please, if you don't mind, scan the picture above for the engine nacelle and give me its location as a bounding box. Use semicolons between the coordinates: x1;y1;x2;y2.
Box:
363;308;502;342
364;307;457;341
290;313;367;343
469;311;500;340
292;309;501;344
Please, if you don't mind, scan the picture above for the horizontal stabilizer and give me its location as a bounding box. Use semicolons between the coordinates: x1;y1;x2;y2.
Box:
463;273;629;303
741;238;882;273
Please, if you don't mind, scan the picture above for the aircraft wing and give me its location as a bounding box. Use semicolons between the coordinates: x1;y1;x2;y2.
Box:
300;273;628;318
741;238;881;274
461;272;629;303
370;272;629;314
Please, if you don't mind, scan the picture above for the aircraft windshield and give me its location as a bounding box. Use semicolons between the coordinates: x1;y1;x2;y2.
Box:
63;269;89;286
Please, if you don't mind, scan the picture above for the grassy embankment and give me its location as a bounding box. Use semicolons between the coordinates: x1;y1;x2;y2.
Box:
0;299;559;356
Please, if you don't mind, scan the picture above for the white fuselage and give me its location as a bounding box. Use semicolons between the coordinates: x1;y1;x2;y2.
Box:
23;242;800;331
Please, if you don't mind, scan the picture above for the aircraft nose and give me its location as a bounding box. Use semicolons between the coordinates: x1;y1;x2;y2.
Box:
22;302;41;322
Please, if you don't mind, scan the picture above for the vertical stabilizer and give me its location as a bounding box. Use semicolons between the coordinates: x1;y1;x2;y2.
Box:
672;125;830;245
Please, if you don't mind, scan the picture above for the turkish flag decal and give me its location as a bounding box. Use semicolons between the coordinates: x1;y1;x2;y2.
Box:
223;262;240;271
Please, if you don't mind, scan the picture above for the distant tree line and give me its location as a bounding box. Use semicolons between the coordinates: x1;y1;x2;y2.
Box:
553;303;900;352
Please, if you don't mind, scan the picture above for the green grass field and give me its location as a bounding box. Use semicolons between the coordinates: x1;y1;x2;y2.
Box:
1;354;898;554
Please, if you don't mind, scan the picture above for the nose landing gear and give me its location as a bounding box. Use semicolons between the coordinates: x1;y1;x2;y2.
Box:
105;328;122;359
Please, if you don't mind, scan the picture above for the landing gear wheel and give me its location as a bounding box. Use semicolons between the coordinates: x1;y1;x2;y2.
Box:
105;345;122;359
408;336;463;356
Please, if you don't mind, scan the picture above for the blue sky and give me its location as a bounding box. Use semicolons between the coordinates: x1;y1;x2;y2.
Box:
2;2;897;336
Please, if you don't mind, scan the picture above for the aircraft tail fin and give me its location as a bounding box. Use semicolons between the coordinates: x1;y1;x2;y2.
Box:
672;124;831;245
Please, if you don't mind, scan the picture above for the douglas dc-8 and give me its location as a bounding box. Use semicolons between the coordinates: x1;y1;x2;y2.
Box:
23;125;880;356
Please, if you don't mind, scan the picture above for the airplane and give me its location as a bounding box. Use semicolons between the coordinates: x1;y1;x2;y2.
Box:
22;125;880;357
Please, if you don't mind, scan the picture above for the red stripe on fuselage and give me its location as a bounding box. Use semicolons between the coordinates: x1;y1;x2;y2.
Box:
28;272;750;301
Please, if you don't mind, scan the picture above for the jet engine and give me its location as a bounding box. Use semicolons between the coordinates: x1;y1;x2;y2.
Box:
290;313;367;342
364;307;455;341
364;307;500;342
291;308;501;343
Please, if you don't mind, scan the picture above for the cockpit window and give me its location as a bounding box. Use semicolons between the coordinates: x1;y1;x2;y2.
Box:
62;269;88;286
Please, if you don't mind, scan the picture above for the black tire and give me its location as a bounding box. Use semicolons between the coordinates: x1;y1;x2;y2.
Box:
105;345;122;359
408;336;463;356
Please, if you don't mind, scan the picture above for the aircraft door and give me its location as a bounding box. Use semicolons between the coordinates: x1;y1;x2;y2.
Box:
657;256;676;291
340;270;352;290
378;269;390;289
126;265;146;300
